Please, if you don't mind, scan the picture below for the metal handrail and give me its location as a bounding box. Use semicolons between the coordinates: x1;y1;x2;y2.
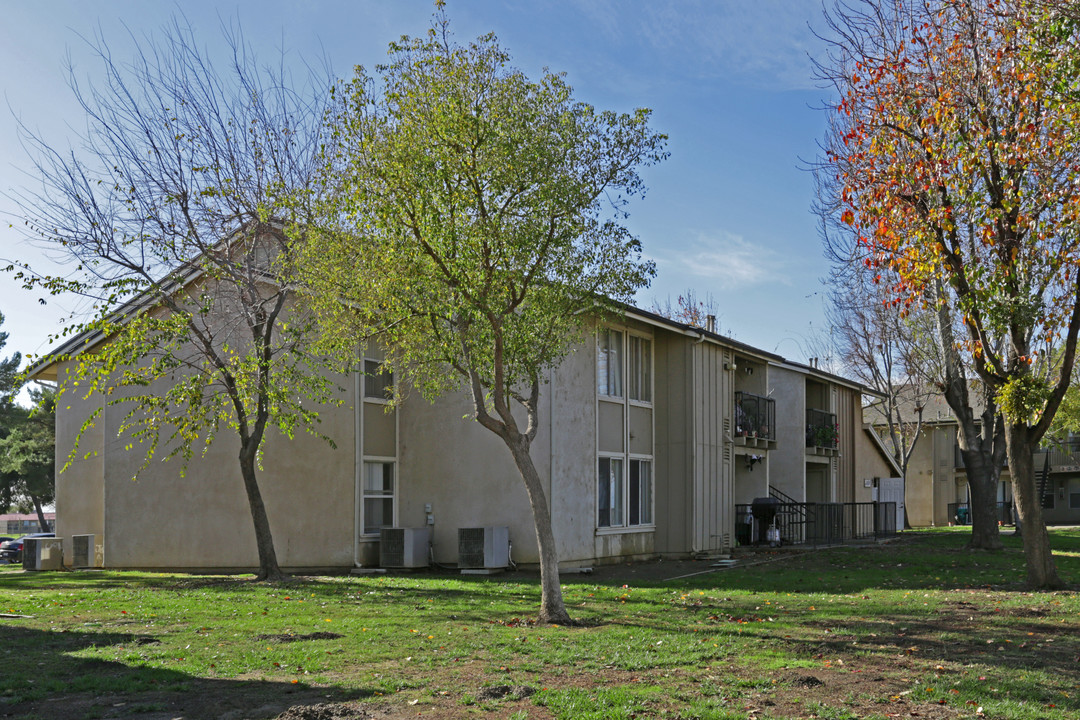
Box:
736;500;898;547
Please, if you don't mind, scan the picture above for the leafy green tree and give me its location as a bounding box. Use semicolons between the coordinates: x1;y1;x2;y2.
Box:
820;0;1080;586
302;21;665;623
11;20;334;580
0;311;24;518
0;387;56;532
0;313;19;410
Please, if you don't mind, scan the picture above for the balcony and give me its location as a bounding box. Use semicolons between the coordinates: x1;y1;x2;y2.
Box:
734;391;776;449
1033;439;1080;472
955;440;1080;472
806;408;838;456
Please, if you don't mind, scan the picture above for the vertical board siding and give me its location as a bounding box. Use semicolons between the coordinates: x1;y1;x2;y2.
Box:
837;387;855;504
692;342;730;553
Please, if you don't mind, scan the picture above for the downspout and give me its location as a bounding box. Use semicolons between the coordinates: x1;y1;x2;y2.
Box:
353;368;362;568
689;330;704;553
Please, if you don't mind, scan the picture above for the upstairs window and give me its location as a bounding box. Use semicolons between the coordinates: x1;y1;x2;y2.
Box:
364;359;393;401
628;335;652;403
597;329;623;397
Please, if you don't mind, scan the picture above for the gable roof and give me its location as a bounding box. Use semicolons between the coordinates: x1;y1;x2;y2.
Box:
862;424;904;477
29;282;879;400
25;223;292;384
25;260;206;383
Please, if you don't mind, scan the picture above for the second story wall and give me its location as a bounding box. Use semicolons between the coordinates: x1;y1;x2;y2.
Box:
769;365;806;500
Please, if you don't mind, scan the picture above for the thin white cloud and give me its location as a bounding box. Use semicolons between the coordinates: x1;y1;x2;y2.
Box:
565;0;826;91
651;231;792;292
565;0;625;44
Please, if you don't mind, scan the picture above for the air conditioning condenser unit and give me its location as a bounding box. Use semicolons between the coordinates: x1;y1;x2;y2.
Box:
379;527;430;568
458;526;510;571
22;537;63;571
71;534;102;568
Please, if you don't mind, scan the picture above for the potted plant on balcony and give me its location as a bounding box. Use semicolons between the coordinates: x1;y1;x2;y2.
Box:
814;424;839;448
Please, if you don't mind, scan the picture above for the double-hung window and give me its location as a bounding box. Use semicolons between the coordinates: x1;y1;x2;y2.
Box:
362;461;395;535
597;329;623;397
628;335;651;403
364;359;393;401
597;456;653;528
597;457;624;527
628;459;653;525
360;357;396;537
596;327;654;530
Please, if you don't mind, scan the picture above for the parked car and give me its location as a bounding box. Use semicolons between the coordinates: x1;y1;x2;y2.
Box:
0;533;56;564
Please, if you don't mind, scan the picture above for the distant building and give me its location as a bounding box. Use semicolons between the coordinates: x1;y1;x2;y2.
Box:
867;386;1080;526
1;512;55;535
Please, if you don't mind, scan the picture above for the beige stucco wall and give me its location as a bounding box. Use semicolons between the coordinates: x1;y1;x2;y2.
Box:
395;387;547;566
50;300;900;570
903;425;954;527
54;358;106;564
769;366;807;501
393;322;652;568
53;346;356;570
853;429;896;503
99;368;356;570
551;341;614;565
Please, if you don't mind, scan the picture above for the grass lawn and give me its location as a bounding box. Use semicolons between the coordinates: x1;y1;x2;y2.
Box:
1;528;1079;719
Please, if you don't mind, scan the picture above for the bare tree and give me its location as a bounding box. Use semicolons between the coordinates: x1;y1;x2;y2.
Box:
650;289;724;332
827;261;933;483
9;19;334;580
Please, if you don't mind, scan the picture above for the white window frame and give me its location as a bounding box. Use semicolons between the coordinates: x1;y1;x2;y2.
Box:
597;328;624;398
355;354;400;558
363;357;393;404
360;457;396;537
597;454;625;529
627;334;653;405
627;455;653;526
595;325;655;533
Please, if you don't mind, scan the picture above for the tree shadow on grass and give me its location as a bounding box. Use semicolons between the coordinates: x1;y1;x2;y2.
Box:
0;624;374;720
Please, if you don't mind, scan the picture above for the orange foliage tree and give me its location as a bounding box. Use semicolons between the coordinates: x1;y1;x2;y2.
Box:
822;0;1080;587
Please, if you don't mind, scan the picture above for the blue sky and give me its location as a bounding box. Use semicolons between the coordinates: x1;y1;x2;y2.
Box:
0;0;834;370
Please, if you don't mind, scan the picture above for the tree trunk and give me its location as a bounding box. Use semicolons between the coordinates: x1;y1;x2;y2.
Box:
504;435;571;625
1005;423;1061;588
934;280;1002;549
239;438;284;582
30;494;50;533
964;456;1002;550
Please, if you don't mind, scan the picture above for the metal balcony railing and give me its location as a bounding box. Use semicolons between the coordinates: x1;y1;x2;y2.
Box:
1033;440;1080;471
954;441;1080;470
734;391;775;441
806;408;838;449
735;501;898;547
